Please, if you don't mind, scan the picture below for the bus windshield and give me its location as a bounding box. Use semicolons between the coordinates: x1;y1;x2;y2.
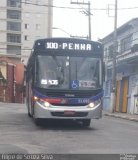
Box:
35;55;102;90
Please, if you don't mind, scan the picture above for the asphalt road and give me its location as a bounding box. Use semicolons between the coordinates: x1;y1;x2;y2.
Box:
0;103;138;155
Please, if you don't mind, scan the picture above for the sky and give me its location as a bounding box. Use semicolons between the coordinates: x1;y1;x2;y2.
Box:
53;0;138;41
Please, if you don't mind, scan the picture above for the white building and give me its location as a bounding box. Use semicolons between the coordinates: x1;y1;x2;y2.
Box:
0;0;53;64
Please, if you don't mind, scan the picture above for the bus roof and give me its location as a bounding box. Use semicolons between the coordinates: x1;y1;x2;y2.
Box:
32;37;103;53
27;38;103;67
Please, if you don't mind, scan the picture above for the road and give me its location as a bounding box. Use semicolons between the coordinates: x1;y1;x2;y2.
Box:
0;103;138;154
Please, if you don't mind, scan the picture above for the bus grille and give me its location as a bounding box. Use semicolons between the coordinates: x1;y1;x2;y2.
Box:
51;112;88;117
46;91;94;98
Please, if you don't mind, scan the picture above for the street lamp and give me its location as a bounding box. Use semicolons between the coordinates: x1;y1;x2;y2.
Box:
52;27;88;39
52;27;71;37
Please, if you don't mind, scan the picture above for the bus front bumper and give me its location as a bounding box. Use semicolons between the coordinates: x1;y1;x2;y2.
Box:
33;101;102;119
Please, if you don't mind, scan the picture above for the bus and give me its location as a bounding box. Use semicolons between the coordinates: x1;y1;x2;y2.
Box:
26;38;104;126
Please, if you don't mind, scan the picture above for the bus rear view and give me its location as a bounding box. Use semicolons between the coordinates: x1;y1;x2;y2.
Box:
26;38;104;126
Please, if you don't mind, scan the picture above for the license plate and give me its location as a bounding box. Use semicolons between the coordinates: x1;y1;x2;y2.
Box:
78;99;90;104
64;111;75;115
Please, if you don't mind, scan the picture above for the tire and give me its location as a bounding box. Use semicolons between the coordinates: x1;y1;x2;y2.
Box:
27;103;33;117
82;119;91;127
34;118;41;126
28;112;32;117
27;103;31;117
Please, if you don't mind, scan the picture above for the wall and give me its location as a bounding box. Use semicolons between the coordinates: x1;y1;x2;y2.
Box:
129;74;138;114
0;58;24;103
103;80;111;111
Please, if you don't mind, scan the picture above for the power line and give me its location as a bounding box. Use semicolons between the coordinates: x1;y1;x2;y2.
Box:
0;2;138;12
21;1;138;11
21;1;82;10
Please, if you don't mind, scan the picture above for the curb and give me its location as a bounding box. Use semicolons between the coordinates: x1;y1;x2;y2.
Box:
104;113;138;122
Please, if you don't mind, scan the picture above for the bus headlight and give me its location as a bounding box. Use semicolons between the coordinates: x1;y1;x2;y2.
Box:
44;101;50;107
88;99;101;108
37;98;50;108
89;102;95;108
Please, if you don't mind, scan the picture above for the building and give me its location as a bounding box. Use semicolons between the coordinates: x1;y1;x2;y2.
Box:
0;0;53;65
0;0;21;63
0;0;53;103
21;0;53;64
102;18;138;115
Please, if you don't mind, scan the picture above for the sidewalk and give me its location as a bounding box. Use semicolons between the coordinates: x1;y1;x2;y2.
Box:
103;111;138;122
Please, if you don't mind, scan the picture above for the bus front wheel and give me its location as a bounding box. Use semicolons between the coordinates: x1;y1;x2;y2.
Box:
28;112;32;117
82;119;91;127
27;103;32;117
34;118;41;126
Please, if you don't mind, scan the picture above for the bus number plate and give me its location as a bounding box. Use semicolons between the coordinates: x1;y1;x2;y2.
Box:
78;99;90;104
64;111;75;115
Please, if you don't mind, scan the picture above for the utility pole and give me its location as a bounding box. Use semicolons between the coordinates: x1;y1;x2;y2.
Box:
88;1;91;40
47;0;53;38
110;0;118;113
70;0;92;40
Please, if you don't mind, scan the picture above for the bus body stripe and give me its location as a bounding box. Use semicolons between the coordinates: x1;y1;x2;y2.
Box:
33;89;103;105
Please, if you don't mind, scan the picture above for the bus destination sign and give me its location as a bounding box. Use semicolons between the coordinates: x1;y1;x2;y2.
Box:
45;42;92;51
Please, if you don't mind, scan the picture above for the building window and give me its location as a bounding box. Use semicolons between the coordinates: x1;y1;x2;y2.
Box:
7;45;21;54
7;33;21;43
7;22;21;31
7;10;21;19
104;48;108;58
36;24;41;30
25;24;29;29
7;0;21;8
104;48;110;61
108;44;114;60
24;35;28;41
120;34;132;53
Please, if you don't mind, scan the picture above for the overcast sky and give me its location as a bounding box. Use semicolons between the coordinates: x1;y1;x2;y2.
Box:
53;0;138;40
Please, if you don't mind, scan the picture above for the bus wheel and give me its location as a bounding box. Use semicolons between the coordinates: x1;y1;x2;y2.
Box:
34;118;41;126
27;105;32;117
28;112;32;117
82;119;91;127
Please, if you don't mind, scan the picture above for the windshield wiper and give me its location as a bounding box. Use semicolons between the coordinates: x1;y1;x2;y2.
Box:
93;61;99;77
52;56;64;85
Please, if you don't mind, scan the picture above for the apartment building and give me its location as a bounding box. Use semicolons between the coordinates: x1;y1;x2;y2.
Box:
102;18;138;115
0;0;53;64
0;0;21;63
22;0;53;64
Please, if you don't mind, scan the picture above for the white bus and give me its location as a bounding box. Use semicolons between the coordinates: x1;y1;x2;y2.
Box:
26;38;104;126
